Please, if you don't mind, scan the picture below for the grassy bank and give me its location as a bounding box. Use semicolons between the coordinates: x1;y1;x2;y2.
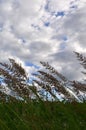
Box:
0;101;86;130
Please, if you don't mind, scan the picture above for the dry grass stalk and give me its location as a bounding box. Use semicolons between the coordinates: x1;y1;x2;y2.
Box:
0;51;86;102
33;63;76;101
0;59;30;100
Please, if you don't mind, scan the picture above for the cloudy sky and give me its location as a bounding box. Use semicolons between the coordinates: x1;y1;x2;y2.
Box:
0;0;86;81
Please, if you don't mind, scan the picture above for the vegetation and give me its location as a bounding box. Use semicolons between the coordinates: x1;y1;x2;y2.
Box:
0;52;86;130
0;101;86;130
0;52;86;102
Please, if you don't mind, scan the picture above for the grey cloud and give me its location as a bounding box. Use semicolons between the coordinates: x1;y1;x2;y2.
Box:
0;0;86;81
50;51;75;63
62;7;86;48
29;41;51;53
49;50;84;80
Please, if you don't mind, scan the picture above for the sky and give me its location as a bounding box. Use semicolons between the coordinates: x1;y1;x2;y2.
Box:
0;0;86;81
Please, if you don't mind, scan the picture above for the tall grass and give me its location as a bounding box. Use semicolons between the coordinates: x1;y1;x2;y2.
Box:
0;52;86;129
0;52;86;102
0;101;86;130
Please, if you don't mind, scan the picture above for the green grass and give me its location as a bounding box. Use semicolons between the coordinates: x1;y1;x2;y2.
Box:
0;101;86;130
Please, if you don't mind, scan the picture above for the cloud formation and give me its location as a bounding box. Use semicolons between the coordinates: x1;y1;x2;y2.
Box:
0;0;86;80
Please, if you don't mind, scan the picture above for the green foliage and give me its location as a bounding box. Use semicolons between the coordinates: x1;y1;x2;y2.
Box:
0;52;86;129
0;101;86;130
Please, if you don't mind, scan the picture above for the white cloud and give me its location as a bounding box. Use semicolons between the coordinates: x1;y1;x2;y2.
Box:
0;0;86;81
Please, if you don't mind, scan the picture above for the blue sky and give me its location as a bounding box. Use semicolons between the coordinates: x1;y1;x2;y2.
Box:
0;0;86;81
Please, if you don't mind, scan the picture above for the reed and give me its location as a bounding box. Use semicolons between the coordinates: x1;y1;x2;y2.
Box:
0;52;86;102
